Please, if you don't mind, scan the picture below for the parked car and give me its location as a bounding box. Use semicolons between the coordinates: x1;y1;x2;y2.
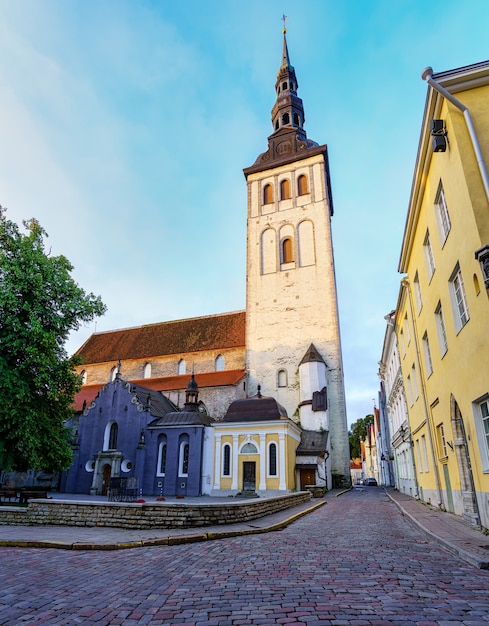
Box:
365;478;378;486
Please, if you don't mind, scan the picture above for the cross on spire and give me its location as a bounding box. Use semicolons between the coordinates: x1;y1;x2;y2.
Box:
282;14;288;34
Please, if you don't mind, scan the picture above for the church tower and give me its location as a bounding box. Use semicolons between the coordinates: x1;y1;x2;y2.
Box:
243;25;350;485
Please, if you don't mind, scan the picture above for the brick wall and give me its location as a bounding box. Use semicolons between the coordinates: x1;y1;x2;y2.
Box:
0;492;310;530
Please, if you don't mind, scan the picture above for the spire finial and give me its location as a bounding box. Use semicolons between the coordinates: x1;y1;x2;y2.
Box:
281;14;288;34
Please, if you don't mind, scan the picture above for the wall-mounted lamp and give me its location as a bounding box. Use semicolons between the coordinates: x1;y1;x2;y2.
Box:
430;119;447;152
475;244;489;289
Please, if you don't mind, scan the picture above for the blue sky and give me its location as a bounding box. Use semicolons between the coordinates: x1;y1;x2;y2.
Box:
1;0;489;427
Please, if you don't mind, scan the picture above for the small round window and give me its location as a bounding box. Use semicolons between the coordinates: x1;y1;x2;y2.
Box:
121;459;133;473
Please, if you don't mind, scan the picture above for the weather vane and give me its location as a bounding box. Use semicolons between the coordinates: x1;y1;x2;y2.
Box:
282;14;288;34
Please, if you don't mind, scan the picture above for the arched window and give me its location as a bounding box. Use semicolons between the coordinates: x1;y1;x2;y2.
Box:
109;366;117;382
268;443;278;476
241;442;258;454
222;444;231;476
275;119;279;130
297;174;308;195
277;369;288;387
215;355;225;371
282;81;287;91
179;440;189;476
178;359;186;375
261;228;277;275
104;421;118;451
143;362;151;379
293;113;300;126
282;112;290;125
282;237;294;264
80;370;87;384
280;179;291;200
263;184;273;204
157;440;167;476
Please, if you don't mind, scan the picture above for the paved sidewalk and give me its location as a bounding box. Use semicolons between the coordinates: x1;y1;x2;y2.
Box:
1;488;489;570
385;487;489;569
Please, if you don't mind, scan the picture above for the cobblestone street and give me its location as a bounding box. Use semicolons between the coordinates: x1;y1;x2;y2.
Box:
1;489;488;625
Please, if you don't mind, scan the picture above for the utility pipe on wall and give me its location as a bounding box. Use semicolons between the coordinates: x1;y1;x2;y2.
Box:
422;66;489;205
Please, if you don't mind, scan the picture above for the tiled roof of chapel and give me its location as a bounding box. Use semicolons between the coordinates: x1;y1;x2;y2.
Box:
75;311;246;364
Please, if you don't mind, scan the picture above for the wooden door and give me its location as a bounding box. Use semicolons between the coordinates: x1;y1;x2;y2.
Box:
300;468;316;490
242;462;256;491
102;463;111;496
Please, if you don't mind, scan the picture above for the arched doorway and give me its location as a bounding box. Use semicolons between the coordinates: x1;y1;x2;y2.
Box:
451;395;480;526
101;463;111;496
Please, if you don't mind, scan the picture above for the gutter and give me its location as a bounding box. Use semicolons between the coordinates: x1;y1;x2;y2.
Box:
422;66;489;204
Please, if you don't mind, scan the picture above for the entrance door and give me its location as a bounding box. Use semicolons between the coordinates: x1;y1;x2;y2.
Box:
243;462;256;491
102;463;111;496
300;468;316;490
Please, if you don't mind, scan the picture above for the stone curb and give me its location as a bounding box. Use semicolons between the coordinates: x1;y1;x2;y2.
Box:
385;490;489;570
0;500;325;551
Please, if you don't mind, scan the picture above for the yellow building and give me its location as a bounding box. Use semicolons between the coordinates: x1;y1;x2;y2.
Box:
211;390;302;495
396;61;489;528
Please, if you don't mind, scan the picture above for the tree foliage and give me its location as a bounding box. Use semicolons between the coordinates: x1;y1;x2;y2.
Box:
348;414;374;460
0;207;106;472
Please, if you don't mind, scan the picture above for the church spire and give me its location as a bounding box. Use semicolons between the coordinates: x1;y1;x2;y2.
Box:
271;19;306;141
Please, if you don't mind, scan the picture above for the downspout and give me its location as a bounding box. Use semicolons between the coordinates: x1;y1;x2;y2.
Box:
402;278;443;507
422;67;489;204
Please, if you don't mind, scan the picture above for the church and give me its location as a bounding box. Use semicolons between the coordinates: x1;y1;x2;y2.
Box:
64;28;351;497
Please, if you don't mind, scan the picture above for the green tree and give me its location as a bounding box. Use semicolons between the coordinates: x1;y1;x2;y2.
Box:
0;207;106;472
348;414;374;460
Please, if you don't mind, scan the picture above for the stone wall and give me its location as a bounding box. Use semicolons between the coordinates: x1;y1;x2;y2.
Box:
0;492;311;530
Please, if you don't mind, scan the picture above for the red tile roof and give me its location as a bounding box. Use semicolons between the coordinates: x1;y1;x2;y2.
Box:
75;311;246;365
73;370;246;412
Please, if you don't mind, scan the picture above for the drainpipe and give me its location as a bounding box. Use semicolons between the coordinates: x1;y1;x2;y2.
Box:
402;278;443;508
422;67;489;205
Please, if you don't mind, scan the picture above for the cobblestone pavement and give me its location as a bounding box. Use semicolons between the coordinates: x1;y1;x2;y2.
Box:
1;488;488;625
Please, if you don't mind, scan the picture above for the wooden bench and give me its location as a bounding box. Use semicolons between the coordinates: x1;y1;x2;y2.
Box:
0;489;18;502
19;489;50;504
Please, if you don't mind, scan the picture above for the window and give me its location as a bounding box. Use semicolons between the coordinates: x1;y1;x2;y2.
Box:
109;366;117;382
435;183;451;245
422;331;433;377
415;439;423;473
421;435;429;472
282;112;290;125
406;374;413;407
423;231;436;281
103;421;118;450
157;441;167;476
411;364;419;400
179;441;189;476
277;369;288;387
80;370;87;384
435;302;448;356
268;443;278;476
437;423;448;458
449;263;469;332
263;184;273;204
403;314;411;346
281;237;294;264
399;329;406;357
178;359;186;375
143;362;151;379
241;442;258;454
479;400;489;458
222;444;231;476
297;174;308;195
280;179;291;200
413;272;422;313
215;355;225;371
